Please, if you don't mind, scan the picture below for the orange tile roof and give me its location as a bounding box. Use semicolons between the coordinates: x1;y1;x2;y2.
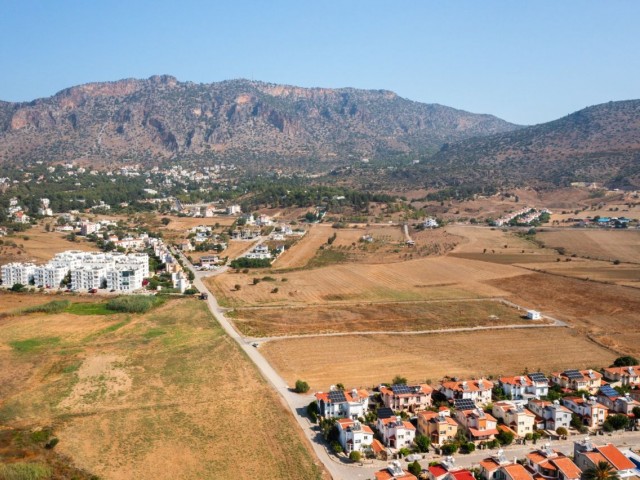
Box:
403;421;416;430
469;427;499;437
500;376;533;386
361;425;374;434
371;438;385;454
583;452;608;466
502;463;534;480
551;457;582;479
418;411;438;421
480;459;500;472
596;444;636;471
375;469;417;480
527;452;547;464
442;379;494;392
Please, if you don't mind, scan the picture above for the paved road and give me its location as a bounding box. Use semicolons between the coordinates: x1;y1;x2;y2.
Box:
174;251;624;480
176;250;375;479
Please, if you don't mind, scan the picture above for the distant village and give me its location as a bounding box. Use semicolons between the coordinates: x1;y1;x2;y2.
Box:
312;364;640;479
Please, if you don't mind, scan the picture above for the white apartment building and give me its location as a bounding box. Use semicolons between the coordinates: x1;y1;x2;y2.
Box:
1;262;36;286
71;266;107;291
3;250;150;293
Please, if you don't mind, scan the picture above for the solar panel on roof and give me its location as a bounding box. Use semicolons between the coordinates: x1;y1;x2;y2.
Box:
392;384;412;395
377;407;394;419
564;369;583;379
529;372;548;382
328;390;347;403
599;385;619;398
454;399;476;410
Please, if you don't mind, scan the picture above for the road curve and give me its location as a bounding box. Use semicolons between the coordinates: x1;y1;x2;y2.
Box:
175;250;373;479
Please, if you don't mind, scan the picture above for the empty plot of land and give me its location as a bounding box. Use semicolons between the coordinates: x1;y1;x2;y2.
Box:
232;300;538;337
260;327;616;391
0;229;98;264
537;229;640;263
447;225;539;255
488;273;640;358
273;224;329;269
162;216;236;231
522;258;640;286
0;297;324;480
207;255;527;308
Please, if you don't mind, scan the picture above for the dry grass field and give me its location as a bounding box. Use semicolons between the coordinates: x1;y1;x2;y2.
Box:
273;224;329;269
0;228;98;264
488;273;640;357
161;215;236;231
521;258;640;287
260;327;616;391
537;229;640;263
0;297;325;480
207;255;526;308
232;300;539;337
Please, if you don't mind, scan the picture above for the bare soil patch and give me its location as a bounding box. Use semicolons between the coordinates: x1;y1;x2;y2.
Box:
232;300;540;337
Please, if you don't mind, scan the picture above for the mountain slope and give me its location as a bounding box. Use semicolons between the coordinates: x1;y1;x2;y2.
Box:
0;75;518;167
422;100;640;188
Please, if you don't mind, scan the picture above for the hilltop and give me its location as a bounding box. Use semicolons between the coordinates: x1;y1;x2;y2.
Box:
419;100;640;188
0;75;518;168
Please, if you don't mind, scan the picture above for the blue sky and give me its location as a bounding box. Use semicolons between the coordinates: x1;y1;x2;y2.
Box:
1;1;638;125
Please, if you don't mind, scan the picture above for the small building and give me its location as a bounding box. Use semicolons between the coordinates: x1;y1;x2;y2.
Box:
527;310;542;320
417;409;458;446
561;396;608;430
527;399;572;432
376;416;416;449
455;408;498;443
314;388;369;420
336;418;374;454
491;401;536;437
526;444;582;480
440;378;494;406
551;369;603;394
602;365;640;387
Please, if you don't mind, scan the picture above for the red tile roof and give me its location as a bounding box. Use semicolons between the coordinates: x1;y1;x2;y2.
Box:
596;444;636;471
428;465;448;478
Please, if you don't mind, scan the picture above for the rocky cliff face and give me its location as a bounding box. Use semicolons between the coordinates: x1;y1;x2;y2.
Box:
0;76;519;166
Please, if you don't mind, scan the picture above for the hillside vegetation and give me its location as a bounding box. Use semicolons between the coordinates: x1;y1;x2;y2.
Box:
0;76;518;167
419;100;640;188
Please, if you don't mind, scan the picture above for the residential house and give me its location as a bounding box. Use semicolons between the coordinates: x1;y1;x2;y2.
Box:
551;369;602;394
375;461;417;480
335;418;374;454
455;408;498;443
499;376;534;400
1;262;36;287
416;409;458;446
376;416;416;449
179;240;195;252
199;255;219;267
314;388;369;420
602;366;640;387
527;399;572;431
479;451;515;480
491;401;536;437
562;396;608;429
380;383;433;412
526;445;582;480
597;388;640;416
573;439;636;478
440;379;494;406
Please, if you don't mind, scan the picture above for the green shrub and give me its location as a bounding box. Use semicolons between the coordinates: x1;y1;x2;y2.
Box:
22;300;70;314
0;462;52;480
294;380;310;393
349;450;361;462
106;295;162;313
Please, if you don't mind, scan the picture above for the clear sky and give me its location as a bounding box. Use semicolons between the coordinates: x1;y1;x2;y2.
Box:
1;0;638;125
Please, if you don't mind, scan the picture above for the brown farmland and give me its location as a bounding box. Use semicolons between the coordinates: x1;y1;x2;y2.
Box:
260;327;616;391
